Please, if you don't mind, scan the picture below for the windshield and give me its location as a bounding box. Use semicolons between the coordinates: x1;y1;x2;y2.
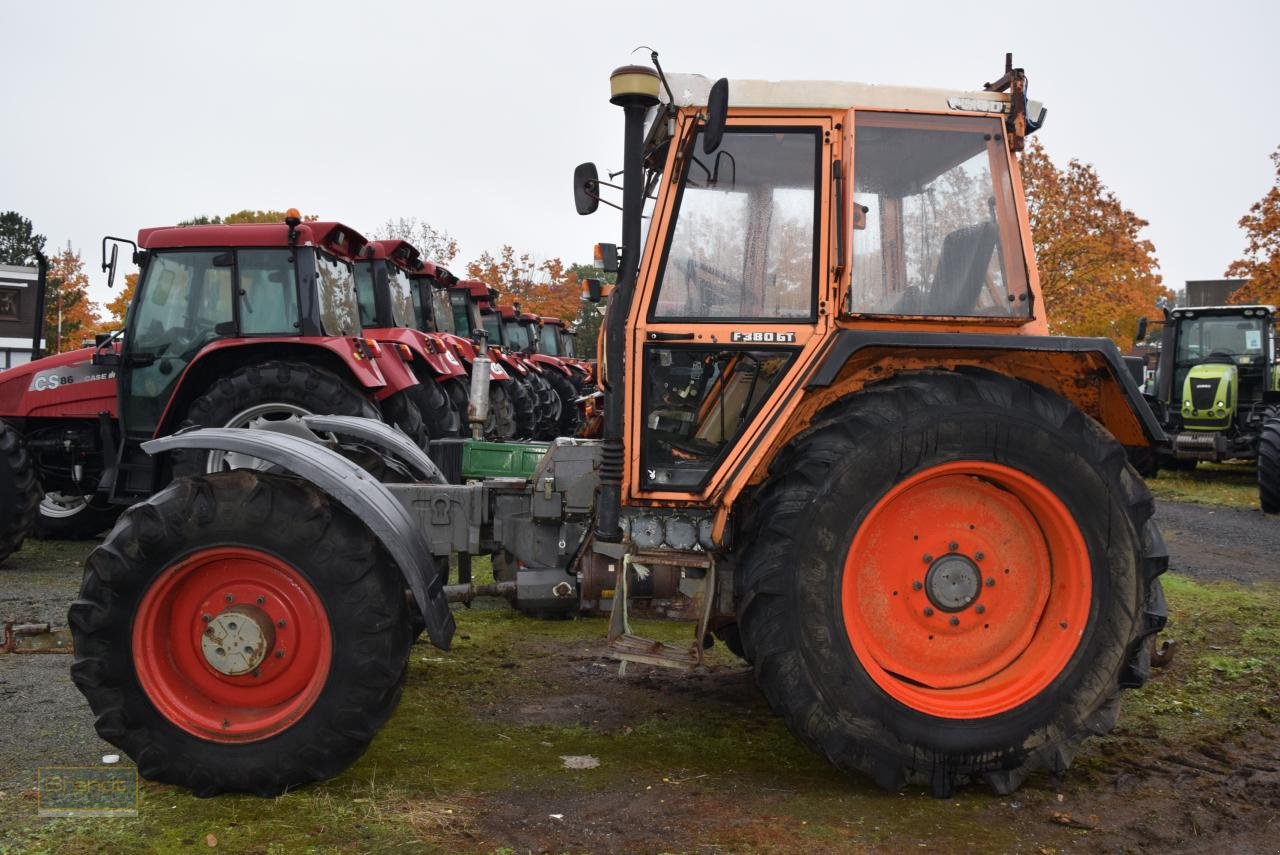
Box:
353;261;377;328
562;334;576;358
505;320;530;350
1176;316;1267;365
315;250;358;336
539;324;560;355
850;112;1029;317
449;291;474;336
482;312;501;344
430;283;454;334
654;129;818;320
384;263;416;328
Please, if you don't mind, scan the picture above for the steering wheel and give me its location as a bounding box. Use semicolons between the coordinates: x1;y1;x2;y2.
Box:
1198;350;1238;366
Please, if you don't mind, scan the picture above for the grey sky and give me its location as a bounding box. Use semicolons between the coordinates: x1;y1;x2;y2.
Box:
3;0;1278;309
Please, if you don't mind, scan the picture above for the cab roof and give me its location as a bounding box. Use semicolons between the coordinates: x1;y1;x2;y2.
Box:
664;72;1015;116
138;221;368;259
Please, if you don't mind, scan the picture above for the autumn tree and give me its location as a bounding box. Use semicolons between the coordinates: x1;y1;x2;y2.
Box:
374;217;459;266
1020;139;1168;348
568;262;612;356
104;272;137;327
0;211;47;266
179;210;319;225
466;245;580;322
1225;146;1280;306
44;247;102;352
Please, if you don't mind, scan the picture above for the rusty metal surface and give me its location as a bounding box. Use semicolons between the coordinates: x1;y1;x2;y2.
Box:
1;621;72;654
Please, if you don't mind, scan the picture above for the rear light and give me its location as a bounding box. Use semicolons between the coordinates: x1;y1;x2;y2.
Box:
397;343;413;361
363;337;382;356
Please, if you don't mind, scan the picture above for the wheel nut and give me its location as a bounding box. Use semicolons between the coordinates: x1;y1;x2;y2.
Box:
221;720;230;729
912;581;923;591
256;596;266;605
224;594;234;603
975;552;985;561
948;541;958;551
922;554;933;563
976;604;986;614
923;607;934;617
201;613;212;623
275;649;285;659
277;619;286;628
985;577;996;587
949;617;960;627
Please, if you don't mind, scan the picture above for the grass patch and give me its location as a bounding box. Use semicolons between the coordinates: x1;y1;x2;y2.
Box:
2;573;1276;853
1146;461;1259;509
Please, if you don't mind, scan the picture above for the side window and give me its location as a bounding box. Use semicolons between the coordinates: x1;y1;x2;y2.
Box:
238;249;300;335
431;286;454;334
850;113;1029;317
385;264;416;328
653;129;819;321
353;261;377;328
449;292;473;335
315;251;359;336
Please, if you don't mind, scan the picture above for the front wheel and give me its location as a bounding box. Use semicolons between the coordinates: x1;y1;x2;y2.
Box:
0;423;39;564
1260;406;1280;514
736;370;1167;796
68;470;411;796
35;492;122;540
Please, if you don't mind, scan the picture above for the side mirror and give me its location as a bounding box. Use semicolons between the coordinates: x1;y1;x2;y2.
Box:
574;162;600;215
594;243;619;274
1135;317;1148;343
104;244;119;289
702;78;729;155
584;278;603;303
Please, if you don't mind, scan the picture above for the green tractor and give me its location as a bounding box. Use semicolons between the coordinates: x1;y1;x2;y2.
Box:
1140;304;1280;511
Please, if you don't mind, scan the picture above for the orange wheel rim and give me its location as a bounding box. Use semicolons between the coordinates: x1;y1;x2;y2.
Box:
841;461;1091;719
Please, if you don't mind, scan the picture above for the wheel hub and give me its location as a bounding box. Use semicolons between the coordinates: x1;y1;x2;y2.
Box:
201;606;276;675
924;554;981;612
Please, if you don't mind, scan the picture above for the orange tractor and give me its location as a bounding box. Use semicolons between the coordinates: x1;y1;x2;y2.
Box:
70;55;1167;799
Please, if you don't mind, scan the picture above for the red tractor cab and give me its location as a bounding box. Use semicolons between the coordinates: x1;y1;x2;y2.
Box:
484;301;563;439
354;239;469;440
0;215;423;548
519;312;580;437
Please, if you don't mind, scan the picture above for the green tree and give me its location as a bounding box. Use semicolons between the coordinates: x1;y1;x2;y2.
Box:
44;248;102;352
568;262;613;357
0;211;47;266
179;210;319;226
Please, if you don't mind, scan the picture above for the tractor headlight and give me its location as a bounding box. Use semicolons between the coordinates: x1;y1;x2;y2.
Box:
1217;401;1225;408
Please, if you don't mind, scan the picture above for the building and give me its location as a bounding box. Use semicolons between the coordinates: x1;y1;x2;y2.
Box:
1184;278;1248;307
0;263;45;369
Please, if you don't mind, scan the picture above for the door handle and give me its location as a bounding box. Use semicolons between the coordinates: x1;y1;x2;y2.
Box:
646;331;695;341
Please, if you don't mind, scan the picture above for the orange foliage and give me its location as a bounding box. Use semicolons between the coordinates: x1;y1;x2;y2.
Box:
466;246;580;322
44;248;102;352
1020;140;1169;349
105;272;137;327
1226;146;1280;306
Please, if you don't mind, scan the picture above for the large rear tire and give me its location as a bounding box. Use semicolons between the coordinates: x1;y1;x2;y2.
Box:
736;370;1167;796
68;470;412;796
379;388;429;450
408;370;462;440
508;375;538;439
542;368;581;438
171;361;378;479
0;423;39;564
1260;405;1280;514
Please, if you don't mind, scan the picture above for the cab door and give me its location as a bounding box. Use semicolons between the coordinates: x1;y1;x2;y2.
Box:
627;114;839;502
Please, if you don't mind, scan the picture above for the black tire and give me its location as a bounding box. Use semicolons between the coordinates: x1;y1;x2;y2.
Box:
735;369;1167;797
380;388;429;450
1260;406;1280;514
487;380;519;440
68;470;412;797
34;493;123;540
542;368;581;438
508;375;538;439
171;361;378;479
408;369;462;440
0;423;40;564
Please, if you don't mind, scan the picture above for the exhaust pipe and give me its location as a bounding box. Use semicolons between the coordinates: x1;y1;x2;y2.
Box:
467;353;492;439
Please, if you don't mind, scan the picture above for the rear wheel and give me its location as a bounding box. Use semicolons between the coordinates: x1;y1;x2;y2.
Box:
508;375;538;439
0;423;39;564
68;470;411;796
408;369;462;440
379;389;428;450
35;492;122;540
487;381;519;440
171;361;377;479
1260;406;1280;514
736;370;1167;796
542;368;581;438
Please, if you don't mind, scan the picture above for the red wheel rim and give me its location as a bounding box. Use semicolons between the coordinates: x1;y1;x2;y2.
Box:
841;461;1091;719
132;547;332;743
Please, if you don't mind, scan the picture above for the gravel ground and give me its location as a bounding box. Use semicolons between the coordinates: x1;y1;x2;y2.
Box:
0;499;1274;809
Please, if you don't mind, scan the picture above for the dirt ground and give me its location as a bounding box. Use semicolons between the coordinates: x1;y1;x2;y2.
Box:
0;500;1277;853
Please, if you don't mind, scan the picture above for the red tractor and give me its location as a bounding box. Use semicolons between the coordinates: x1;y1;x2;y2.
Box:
0;214;426;557
517;312;582;436
353;239;470;441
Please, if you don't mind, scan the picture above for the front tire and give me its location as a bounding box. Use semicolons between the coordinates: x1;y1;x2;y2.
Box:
1260;406;1280;514
0;423;39;564
736;370;1167;796
68;470;412;796
35;492;122;540
542;368;581;438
